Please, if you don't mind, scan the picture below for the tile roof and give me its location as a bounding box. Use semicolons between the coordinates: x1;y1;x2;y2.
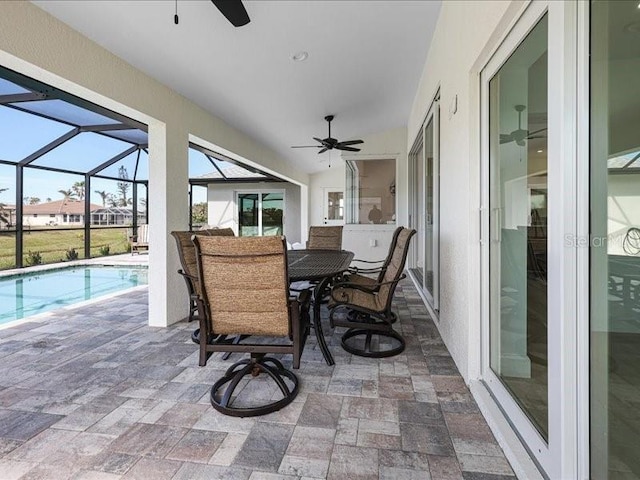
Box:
22;199;102;215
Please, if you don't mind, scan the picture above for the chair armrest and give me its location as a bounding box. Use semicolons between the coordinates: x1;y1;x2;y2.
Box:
348;266;383;274
177;269;198;282
351;258;385;264
332;274;407;298
348;258;385;274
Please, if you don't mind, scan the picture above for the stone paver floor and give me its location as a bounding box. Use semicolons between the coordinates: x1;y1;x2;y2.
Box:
0;279;516;479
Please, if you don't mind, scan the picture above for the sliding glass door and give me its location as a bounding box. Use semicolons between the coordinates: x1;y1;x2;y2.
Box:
590;1;640;478
237;191;284;237
409;98;439;310
488;12;549;439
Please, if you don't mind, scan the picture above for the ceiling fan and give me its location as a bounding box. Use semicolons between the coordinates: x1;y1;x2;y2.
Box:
211;0;250;27
292;115;364;154
500;105;547;146
174;0;250;27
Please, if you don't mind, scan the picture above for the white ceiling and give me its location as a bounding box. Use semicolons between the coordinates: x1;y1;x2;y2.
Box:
33;0;441;174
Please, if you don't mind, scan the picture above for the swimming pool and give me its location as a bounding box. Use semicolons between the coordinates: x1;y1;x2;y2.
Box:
0;265;148;325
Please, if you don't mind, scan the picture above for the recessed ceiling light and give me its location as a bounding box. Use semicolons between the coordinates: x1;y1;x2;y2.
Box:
291;51;309;62
537;149;543;153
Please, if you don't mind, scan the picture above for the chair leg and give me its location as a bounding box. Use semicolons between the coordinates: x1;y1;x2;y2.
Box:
210;355;299;417
341;327;406;358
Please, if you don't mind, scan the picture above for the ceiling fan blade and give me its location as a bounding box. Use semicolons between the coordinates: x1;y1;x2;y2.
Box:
211;0;250;27
527;127;548;136
499;134;513;144
516;139;526;147
312;137;325;143
526;136;546;140
336;146;361;152
291;145;322;148
335;139;363;147
317;147;329;154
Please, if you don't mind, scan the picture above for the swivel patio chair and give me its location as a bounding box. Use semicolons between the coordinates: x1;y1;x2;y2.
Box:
193;235;310;417
329;227;415;358
171;228;236;365
307;225;343;250
345;226;403;290
171;228;235;324
291;225;344;296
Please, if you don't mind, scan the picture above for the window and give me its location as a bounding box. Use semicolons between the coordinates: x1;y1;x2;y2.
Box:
49;214;55;218
345;158;396;225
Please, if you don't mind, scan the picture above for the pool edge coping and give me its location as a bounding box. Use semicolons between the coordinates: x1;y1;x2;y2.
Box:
0;284;149;331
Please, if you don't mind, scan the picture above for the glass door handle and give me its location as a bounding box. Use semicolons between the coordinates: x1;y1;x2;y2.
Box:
492;208;502;243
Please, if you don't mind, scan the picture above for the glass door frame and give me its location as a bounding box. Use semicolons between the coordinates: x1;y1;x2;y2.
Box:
235;188;286;237
479;1;580;477
408;93;440;311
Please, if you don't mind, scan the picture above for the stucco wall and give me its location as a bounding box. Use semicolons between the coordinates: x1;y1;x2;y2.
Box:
408;1;519;380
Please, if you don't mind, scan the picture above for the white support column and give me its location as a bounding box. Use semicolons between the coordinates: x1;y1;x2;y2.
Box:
148;121;189;327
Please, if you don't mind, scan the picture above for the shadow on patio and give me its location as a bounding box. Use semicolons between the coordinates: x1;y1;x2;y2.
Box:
0;280;515;480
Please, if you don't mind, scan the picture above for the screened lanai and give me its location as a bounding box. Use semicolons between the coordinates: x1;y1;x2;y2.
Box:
0;66;149;269
0;67;292;269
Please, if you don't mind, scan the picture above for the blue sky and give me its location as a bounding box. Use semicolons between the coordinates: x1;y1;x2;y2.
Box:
0;104;244;207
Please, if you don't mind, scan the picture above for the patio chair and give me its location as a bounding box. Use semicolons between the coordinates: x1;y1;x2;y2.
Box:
307;225;343;250
345;226;403;290
329;227;416;358
192;235;310;417
130;224;149;254
171;228;235;323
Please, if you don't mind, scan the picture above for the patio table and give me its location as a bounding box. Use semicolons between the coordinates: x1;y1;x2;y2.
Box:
288;249;354;366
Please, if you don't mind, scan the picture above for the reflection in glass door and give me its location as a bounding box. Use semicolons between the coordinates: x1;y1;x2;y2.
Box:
590;1;640;478
409;98;439;309
238;193;259;236
488;14;549;439
238;191;284;237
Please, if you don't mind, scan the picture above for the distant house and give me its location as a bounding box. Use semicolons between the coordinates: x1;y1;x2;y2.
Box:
90;207;146;226
22;199;101;227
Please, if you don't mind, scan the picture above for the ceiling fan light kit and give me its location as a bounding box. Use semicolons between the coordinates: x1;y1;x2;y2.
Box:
291;115;364;156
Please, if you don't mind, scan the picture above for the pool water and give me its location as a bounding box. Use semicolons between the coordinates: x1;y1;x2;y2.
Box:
0;265;148;325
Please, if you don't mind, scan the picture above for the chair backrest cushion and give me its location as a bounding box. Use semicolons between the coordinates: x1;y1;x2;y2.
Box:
171;228;236;296
308;225;343;250
194;235;290;337
377;227;416;309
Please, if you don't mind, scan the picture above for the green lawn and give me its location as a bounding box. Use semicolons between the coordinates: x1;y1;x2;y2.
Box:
0;228;131;270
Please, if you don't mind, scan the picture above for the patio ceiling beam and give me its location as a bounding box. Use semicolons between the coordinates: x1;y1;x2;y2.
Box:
88;145;138;176
0;92;47;104
19;127;81;166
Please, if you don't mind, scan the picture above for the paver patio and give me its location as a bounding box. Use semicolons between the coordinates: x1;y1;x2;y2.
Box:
0;280;515;479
